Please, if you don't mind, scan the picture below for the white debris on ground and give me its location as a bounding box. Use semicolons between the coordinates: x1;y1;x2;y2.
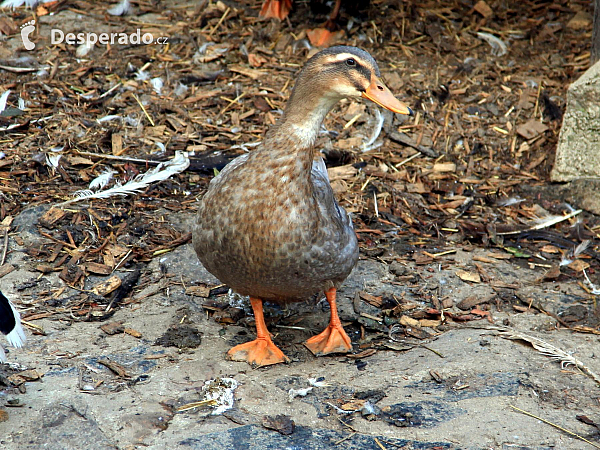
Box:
288;376;329;402
202;377;238;415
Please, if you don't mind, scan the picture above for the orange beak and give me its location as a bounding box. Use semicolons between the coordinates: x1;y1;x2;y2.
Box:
362;75;413;116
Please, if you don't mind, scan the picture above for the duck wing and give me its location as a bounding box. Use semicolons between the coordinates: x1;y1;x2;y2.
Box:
310;157;358;270
311;157;353;231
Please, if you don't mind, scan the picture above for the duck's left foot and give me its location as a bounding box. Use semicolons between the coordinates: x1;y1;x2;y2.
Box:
260;0;292;20
304;287;352;356
304;323;352;356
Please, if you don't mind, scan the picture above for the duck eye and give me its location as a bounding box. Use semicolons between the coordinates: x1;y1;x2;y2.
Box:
346;58;356;66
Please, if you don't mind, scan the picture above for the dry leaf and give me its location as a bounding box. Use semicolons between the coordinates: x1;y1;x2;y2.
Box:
399;315;420;328
516;119;548;140
456;270;481;283
567;259;590;271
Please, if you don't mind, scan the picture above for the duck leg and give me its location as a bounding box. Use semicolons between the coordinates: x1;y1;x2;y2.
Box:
259;0;292;20
305;287;352;356
227;297;290;367
306;0;342;47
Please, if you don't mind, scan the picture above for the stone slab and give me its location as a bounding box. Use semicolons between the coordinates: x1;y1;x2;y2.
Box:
551;60;600;181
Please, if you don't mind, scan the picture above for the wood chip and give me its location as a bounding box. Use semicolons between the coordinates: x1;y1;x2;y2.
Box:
341;399;366;411
185;285;211;297
346;349;376;359
92;275;122;296
38;208;66;228
487;252;513;260
262;414;295;435
399;315;420;328
359;291;383;308
567;259;590;271
567;10;592;29
419;319;442;328
457;295;493;310
229;65;267;80
100;321;124;335
432;162;456;173
456;270;481;283
516;119;549;140
84;262;113;275
124;328;142;338
8;370;43;385
0;264;16;278
473;255;495;263
327;164;358;181
473;0;493;18
97;359;131;378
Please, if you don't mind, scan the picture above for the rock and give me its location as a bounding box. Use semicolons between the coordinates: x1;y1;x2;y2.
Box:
388;261;407;277
555;179;600;215
551;60;600;181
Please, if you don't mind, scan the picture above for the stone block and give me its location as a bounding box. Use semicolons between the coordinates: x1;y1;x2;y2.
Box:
551;60;600;181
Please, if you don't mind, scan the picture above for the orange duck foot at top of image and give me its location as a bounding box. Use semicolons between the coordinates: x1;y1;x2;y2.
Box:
192;46;413;367
259;0;292;20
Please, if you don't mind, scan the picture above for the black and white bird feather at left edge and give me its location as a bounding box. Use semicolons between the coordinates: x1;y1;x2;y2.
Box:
0;290;26;362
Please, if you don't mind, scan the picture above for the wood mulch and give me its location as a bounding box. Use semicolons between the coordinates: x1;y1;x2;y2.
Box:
0;0;598;336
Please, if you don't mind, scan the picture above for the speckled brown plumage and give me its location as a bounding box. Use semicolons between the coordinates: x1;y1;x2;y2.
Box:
193;46;412;367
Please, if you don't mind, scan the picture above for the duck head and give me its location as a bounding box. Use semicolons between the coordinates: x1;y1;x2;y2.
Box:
289;46;413;116
274;46;413;147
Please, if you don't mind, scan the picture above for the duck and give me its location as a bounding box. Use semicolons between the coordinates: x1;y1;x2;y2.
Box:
193;46;412;367
0;290;26;362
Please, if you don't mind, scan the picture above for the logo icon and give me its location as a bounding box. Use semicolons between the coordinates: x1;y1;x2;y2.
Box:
20;20;36;50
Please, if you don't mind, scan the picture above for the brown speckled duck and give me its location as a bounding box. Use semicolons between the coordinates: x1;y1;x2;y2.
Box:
193;46;412;367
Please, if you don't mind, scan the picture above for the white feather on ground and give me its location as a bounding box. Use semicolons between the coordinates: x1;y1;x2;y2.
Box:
0;0;51;8
57;151;190;206
89;169;116;191
476;32;508;57
0;90;10;114
499;329;600;387
560;240;591;267
76;42;95;58
107;0;130;16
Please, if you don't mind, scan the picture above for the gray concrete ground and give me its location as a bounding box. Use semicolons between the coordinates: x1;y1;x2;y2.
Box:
1;207;599;450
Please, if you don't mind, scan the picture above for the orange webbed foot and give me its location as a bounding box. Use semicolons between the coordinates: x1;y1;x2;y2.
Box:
306;27;343;47
227;297;290;367
307;0;342;47
304;323;352;356
227;337;290;368
260;0;292;20
304;287;352;356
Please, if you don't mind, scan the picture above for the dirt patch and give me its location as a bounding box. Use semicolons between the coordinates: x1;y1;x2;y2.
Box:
155;325;203;349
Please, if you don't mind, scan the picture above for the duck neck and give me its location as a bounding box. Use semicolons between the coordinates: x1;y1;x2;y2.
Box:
264;83;339;166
